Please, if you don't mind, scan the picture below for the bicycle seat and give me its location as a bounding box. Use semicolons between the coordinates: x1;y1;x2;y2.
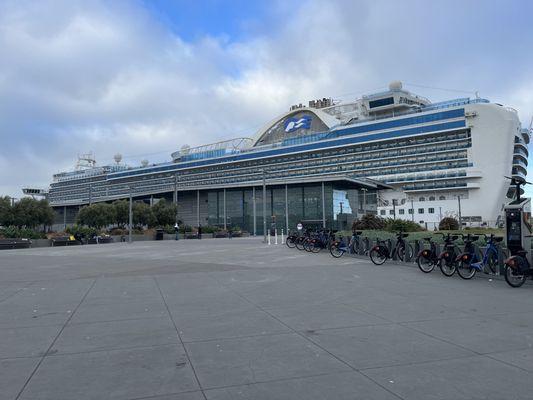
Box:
494;237;503;243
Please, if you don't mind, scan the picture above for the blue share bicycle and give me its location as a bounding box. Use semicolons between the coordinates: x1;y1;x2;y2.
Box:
456;233;503;280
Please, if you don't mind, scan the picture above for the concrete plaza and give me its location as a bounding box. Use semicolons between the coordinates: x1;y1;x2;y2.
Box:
1;238;532;399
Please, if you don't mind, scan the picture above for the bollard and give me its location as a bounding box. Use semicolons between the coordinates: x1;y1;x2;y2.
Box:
268;232;271;245
281;229;285;244
275;229;278;245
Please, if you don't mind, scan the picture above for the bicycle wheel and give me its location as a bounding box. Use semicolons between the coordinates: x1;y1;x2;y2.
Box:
399;243;414;262
304;239;313;252
311;241;321;253
504;265;526;288
417;253;435;273
350;238;359;254
295;238;305;251
370;248;387;265
329;242;345;258
397;243;413;262
361;240;370;256
286;236;296;248
438;257;456;277
485;252;497;274
457;260;476;280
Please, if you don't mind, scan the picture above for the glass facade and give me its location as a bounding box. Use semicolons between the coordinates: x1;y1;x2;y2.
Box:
203;183;376;234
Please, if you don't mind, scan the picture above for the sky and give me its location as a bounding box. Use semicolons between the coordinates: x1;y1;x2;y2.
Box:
1;0;533;198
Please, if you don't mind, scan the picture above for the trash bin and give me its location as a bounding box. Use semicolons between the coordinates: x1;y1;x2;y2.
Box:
155;229;164;241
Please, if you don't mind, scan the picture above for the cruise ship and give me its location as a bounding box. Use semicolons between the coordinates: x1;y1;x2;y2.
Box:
42;81;530;232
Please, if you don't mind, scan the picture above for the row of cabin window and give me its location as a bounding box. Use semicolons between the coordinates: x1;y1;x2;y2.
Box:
380;208;436;216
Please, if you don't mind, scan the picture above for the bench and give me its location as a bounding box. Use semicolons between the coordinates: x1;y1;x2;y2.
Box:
87;236;114;244
51;236;78;246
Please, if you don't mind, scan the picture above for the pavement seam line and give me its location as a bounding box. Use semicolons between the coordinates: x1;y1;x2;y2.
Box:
0;281;37;304
153;275;208;400
211;276;406;400
14;278;98;400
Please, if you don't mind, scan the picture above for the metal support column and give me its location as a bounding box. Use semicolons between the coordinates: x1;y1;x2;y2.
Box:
262;170;267;243
197;190;200;227
174;174;179;223
223;188;227;230
128;186;133;243
63;206;67;230
457;195;462;230
321;181;326;228
285;184;289;233
88;184;93;205
252;187;256;236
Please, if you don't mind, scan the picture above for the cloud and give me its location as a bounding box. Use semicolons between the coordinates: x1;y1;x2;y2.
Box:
1;0;533;198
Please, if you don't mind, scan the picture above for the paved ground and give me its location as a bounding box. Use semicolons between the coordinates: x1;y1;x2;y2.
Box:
1;238;533;400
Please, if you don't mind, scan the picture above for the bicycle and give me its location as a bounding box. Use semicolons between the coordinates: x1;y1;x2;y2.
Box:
470;234;503;274
456;234;482;279
349;231;371;255
369;232;412;265
437;233;461;277
329;232;349;258
285;230;298;248
416;236;439;273
307;230;335;253
504;248;533;288
295;229;311;251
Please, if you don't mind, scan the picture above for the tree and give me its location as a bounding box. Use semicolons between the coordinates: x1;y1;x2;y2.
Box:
76;203;115;228
133;202;156;228
439;217;459;230
0;196;13;227
36;200;55;229
113;200;129;227
152;199;177;227
12;198;41;228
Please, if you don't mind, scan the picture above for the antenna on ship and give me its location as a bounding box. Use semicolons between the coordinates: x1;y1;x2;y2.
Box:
114;153;123;165
76;152;97;170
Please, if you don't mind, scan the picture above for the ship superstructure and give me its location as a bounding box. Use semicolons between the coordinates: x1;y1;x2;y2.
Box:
42;82;529;231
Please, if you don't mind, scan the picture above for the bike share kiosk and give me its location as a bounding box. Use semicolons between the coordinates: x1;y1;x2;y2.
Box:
504;179;532;267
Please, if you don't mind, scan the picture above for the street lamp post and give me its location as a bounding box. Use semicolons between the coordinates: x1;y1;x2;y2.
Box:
128;186;133;244
457;195;462;230
262;169;267;243
174;174;179;224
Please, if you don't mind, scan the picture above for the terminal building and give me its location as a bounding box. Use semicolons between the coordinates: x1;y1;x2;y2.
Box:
42;81;530;232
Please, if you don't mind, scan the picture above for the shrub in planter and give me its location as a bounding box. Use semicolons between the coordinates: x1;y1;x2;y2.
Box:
439;217;459;231
352;214;386;230
384;218;424;232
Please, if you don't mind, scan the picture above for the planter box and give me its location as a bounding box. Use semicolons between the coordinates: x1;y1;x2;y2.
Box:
31;239;52;248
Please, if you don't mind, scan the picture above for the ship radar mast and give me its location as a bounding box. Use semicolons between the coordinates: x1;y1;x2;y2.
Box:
76;152;97;170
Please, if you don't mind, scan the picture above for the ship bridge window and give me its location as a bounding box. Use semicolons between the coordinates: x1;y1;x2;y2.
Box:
369;97;394;108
